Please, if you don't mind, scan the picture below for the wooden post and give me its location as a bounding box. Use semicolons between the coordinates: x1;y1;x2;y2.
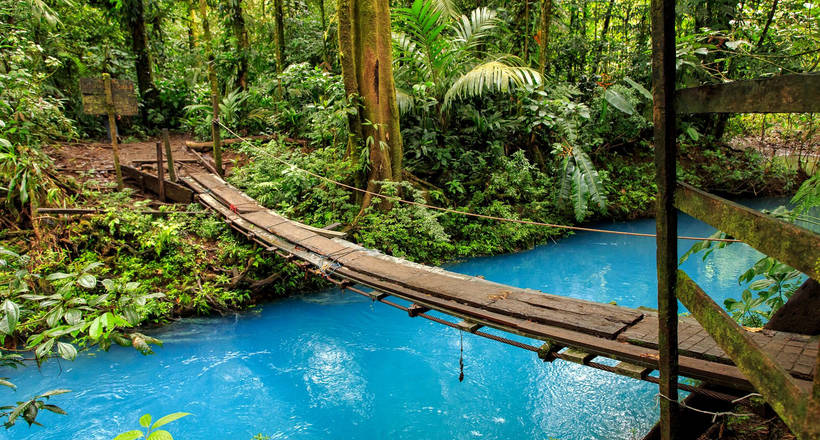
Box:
162;128;176;182
155;141;166;202
651;0;679;438
103;73;124;190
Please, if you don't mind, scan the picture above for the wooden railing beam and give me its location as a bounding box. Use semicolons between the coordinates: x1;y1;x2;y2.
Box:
676;74;820;114
677;271;817;439
674;183;820;280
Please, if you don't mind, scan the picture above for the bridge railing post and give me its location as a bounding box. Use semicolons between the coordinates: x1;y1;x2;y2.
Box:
651;0;679;437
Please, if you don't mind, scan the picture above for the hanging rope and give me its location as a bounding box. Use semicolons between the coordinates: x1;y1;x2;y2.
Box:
459;331;465;382
212;120;740;243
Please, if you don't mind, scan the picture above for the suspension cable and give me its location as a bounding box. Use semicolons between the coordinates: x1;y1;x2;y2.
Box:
211;120;740;243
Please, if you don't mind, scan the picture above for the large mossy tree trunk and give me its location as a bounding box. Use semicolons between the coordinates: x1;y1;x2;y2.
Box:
124;0;159;125
337;0;403;211
228;0;250;91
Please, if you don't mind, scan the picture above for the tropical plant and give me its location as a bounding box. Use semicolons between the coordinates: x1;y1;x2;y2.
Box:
0;388;70;429
112;412;191;440
392;0;542;118
557;148;606;221
0;248;163;364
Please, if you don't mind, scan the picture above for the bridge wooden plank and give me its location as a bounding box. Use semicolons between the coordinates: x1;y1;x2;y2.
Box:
188;172;262;213
241;210;291;229
618;314;818;380
328;263;786;392
336;255;643;338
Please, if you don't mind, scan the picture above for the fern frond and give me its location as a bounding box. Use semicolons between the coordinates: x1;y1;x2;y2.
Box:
558;149;607;221
573;149;606;212
443;61;542;109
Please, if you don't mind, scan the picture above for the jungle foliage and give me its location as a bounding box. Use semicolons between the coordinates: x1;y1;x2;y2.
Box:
0;0;817;431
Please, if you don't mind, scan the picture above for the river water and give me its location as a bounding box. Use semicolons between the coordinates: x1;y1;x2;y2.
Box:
2;200;787;440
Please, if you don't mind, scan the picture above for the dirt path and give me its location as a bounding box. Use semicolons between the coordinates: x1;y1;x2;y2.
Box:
48;133;198;173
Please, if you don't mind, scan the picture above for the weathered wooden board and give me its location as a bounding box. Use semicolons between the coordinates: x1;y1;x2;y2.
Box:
80;77;139;116
188;173;262;213
334;253;644;338
120;165;193;203
675;182;820;280
675;74;820;114
618;313;817;380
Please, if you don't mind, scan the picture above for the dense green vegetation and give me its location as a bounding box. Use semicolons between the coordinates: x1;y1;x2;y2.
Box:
0;0;817;434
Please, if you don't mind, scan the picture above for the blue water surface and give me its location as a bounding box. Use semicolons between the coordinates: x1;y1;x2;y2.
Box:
2;200;787;440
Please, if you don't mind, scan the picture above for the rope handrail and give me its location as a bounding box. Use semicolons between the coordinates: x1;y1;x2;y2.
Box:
212;120;740;243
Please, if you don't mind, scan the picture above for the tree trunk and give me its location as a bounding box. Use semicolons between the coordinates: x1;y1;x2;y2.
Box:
199;0;223;176
538;0;553;77
125;0;159;125
756;0;779;49
228;0;250;91
274;0;286;72
319;0;329;66
593;0;616;73
337;0;403;211
187;1;197;50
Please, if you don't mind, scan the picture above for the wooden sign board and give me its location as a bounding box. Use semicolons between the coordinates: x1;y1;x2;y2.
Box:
79;77;139;116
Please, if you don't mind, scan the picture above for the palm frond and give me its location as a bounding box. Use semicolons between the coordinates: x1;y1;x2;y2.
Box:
395;88;415;114
430;0;460;20
453;7;498;49
396;0;454;78
443;61;542;109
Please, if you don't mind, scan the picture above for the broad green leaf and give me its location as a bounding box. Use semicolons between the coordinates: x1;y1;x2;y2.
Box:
102;279;116;291
623;77;652;101
113;430;145;440
56;342;77;360
45;272;73;281
35;338;55;359
139;413;152;428
123;306;139;326
2;300;19;334
82;262;104;273
77;274;97;289
46;306;64;328
41;404;67;415
0;378;16;389
37;389;71;398
64;309;82;325
151;412;191;429
603;89;635;115
146;430;173;440
89;316;103;340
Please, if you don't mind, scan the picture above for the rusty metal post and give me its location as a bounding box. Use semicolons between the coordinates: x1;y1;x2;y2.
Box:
162;128;176;182
103;73;124;190
651;0;679;438
156;141;166;202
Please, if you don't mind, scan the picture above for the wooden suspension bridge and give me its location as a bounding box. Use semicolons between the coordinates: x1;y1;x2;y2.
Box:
161;168;812;398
